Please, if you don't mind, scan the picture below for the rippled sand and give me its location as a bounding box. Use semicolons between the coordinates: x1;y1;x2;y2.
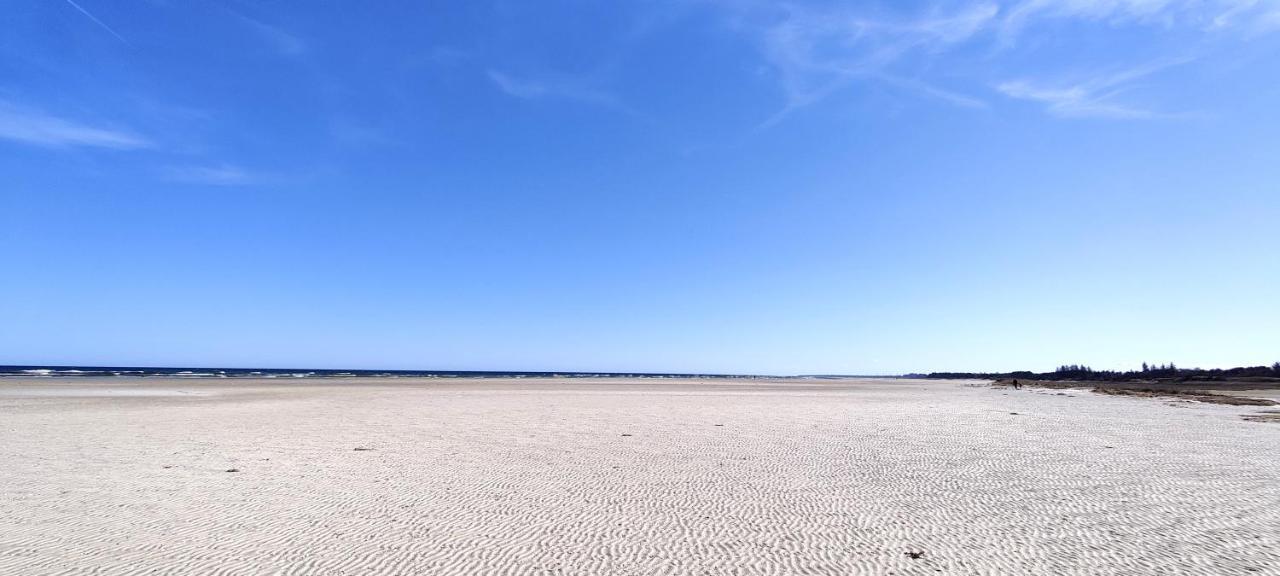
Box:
2;377;1277;575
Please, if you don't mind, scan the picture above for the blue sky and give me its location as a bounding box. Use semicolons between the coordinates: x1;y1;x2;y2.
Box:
2;0;1278;374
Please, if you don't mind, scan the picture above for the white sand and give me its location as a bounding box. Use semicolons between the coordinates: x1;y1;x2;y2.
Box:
1;377;1277;575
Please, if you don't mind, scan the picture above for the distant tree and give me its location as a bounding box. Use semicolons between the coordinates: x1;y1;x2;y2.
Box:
926;361;1276;382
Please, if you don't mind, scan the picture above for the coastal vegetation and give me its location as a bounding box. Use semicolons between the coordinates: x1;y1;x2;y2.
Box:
922;363;1280;382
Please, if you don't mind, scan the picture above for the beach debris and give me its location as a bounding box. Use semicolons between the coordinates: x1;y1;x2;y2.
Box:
225;468;239;473
353;447;375;451
905;550;925;560
1009;412;1019;415
620;433;632;437
714;424;724;427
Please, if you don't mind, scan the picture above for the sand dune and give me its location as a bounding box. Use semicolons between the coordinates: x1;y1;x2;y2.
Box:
1;378;1277;575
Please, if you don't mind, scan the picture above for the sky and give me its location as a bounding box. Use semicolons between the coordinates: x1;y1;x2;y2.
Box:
2;0;1278;375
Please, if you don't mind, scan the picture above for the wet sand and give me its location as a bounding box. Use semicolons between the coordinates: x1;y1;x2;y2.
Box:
1;377;1277;575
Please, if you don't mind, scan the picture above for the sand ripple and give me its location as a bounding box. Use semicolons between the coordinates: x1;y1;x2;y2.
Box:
1;378;1277;575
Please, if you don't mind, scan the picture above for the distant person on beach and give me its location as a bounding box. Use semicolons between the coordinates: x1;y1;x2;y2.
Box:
1012;379;1021;390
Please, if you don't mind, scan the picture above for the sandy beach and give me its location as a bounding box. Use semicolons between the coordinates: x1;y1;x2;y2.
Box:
1;377;1277;575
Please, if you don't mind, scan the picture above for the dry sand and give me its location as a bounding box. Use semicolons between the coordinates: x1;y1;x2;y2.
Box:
1;377;1277;575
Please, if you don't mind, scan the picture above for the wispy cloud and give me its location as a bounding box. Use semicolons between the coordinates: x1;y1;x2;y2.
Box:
996;58;1192;118
1001;0;1280;40
709;0;1279;126
161;164;256;186
236;14;307;57
1002;0;1180;37
62;0;128;44
0;100;149;149
1212;0;1280;35
487;70;633;112
997;80;1153;118
877;74;990;109
1264;6;1280;33
728;2;999;125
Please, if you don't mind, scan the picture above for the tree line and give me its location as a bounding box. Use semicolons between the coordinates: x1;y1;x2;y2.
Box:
922;362;1280;382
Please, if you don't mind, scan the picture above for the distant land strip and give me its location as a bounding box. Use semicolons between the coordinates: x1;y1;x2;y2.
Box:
917;363;1280;384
